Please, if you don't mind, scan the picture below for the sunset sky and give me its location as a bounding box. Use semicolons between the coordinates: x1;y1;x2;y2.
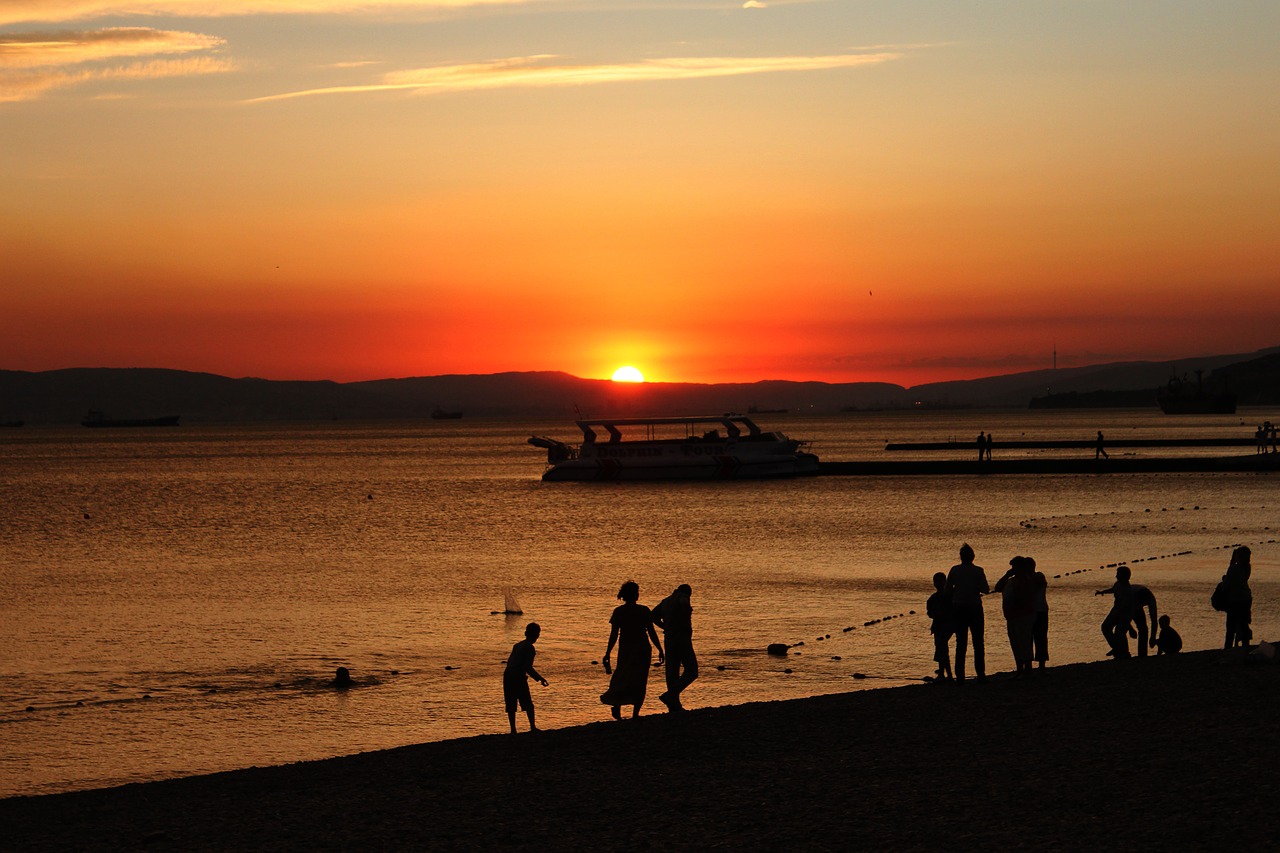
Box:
3;1;1277;385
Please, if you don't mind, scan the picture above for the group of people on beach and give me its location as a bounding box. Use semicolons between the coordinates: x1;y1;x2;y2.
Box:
506;543;1257;732
927;544;1049;683
503;581;699;733
928;542;1255;683
1257;422;1278;454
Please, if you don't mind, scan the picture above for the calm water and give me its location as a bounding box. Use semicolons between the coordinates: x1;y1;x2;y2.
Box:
2;410;1277;797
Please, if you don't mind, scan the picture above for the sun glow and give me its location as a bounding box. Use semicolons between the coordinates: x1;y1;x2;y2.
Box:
611;365;645;383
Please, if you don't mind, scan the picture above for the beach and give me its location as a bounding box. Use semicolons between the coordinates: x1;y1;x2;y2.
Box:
3;648;1277;851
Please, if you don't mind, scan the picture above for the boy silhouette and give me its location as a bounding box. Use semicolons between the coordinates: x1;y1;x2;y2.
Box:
1154;615;1182;655
504;622;548;733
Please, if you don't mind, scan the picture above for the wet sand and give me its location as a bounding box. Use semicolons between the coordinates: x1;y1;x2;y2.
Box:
2;649;1277;851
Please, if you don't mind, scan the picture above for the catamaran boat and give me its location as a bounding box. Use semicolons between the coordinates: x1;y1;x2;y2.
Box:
528;415;819;481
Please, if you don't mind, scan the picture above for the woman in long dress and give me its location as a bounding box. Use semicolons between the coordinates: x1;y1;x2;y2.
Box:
1223;546;1253;649
600;580;664;719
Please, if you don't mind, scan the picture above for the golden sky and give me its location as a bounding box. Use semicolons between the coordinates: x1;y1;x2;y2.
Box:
3;1;1277;384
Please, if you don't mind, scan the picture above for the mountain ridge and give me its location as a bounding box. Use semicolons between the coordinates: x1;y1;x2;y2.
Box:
2;348;1278;424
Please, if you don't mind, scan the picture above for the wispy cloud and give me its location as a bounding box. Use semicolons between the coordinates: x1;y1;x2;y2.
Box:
249;51;904;102
1;27;231;101
1;0;537;27
0;27;224;68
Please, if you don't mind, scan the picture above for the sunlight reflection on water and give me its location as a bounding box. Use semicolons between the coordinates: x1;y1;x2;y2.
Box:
2;411;1277;795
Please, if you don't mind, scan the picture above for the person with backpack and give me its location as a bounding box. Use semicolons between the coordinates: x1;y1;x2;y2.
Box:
1219;547;1253;649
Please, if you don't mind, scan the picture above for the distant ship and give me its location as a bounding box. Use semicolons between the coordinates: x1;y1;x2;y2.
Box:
529;414;819;481
747;404;788;414
1156;372;1237;415
81;410;180;428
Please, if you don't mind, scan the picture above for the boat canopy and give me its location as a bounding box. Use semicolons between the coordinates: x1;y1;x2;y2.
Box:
575;415;766;443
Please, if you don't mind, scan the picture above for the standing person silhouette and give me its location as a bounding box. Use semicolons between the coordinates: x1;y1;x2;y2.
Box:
945;544;989;683
1096;566;1135;658
1095;431;1108;459
1030;558;1049;669
600;581;664;719
1223;546;1253;649
926;572;953;683
504;623;548;734
976;432;986;462
652;583;698;712
995;557;1036;676
985;433;993;461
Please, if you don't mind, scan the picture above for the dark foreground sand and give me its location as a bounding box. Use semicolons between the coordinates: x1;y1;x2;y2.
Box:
3;650;1277;851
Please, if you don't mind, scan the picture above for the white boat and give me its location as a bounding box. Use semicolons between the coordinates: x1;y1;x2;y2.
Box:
528;415;819;481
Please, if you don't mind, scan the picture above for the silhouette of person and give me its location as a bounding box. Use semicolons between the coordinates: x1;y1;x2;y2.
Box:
976;432;986;462
652;583;698;712
504;622;548;734
1095;431;1108;460
1031;559;1049;668
600;581;664;718
1257;424;1268;455
985;433;993;461
994;556;1037;676
331;666;354;689
945;544;989;683
1223;546;1253;649
1096;566;1135;658
926;571;953;683
1130;584;1159;657
1154;615;1182;655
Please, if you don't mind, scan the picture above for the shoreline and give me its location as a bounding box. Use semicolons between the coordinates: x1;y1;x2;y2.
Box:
3;649;1278;850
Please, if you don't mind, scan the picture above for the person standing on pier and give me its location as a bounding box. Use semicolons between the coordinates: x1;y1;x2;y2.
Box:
1095;431;1108;460
945;544;989;683
985;433;993;461
976;431;986;462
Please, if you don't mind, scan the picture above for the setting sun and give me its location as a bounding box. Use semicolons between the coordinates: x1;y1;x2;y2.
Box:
611;366;645;383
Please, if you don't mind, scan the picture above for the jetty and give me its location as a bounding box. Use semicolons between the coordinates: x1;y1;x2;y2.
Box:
884;437;1255;451
818;455;1279;476
819;432;1279;475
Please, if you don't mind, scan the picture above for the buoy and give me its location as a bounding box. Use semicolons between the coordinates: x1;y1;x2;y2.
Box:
852;673;867;680
832;656;842;661
767;643;789;656
716;665;726;671
783;668;793;674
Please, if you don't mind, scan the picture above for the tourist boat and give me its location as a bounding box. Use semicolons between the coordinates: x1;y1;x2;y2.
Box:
81;410;180;428
528;415;819;481
1156;372;1236;415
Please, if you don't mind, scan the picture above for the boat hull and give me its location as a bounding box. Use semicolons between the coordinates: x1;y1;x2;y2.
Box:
82;415;181;428
543;451;820;481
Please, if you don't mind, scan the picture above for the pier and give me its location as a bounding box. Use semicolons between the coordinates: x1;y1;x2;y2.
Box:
817;454;1279;476
884;438;1255;451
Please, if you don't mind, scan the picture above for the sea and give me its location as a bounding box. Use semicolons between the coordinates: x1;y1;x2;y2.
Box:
2;409;1277;798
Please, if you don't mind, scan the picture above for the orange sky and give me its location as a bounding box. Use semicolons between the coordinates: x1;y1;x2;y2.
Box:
3;2;1278;385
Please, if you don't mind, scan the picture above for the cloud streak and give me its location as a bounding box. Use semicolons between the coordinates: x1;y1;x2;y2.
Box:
0;27;225;68
1;27;231;101
249;51;904;102
1;0;537;27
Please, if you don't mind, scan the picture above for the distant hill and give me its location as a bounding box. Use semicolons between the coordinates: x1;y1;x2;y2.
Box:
2;347;1277;424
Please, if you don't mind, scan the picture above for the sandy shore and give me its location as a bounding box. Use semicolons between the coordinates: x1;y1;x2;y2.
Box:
2;649;1277;851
